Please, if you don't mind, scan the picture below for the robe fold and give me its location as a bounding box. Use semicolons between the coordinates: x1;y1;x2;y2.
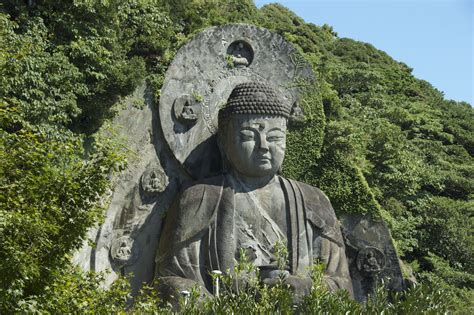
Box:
155;174;353;296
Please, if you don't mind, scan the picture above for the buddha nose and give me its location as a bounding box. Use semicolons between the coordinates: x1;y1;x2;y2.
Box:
258;134;269;151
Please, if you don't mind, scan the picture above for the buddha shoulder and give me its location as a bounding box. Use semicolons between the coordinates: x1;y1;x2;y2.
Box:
291;180;335;214
176;175;225;213
286;181;341;242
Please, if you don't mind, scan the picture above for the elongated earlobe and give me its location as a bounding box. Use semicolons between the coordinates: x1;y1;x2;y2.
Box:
217;131;229;173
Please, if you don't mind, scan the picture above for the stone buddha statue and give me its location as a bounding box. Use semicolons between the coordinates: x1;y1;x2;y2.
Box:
155;82;353;302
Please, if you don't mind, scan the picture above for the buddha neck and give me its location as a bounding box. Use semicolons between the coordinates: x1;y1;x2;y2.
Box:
230;169;278;191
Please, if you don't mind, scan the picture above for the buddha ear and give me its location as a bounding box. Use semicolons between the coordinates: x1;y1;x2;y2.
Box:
217;125;229;173
217;132;225;157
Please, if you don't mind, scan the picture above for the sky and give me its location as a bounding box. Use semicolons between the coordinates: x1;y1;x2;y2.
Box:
254;0;473;105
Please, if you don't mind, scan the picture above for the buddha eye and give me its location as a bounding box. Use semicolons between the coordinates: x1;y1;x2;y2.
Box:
267;131;285;142
239;130;255;141
267;136;284;142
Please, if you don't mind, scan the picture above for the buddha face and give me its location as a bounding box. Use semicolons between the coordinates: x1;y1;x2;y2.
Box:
221;115;287;178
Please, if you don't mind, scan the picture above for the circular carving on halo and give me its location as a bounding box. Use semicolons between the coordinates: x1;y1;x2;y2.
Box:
173;95;199;127
141;168;168;195
356;246;386;274
227;40;254;67
110;235;138;267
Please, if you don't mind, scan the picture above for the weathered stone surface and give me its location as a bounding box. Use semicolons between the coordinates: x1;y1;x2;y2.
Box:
155;81;353;304
340;214;405;302
159;23;313;179
73;23;313;294
73;83;186;292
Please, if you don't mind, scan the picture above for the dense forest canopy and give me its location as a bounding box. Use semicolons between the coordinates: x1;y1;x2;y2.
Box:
0;0;472;313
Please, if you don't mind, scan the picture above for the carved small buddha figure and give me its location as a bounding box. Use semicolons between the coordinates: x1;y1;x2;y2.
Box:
180;100;197;122
230;42;250;67
155;82;353;303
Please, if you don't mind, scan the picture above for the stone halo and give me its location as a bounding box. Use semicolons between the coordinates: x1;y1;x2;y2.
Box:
159;23;314;179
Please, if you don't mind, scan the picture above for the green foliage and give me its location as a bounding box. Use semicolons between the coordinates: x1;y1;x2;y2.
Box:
283;86;325;183
416;197;473;272
176;260;452;314
161;0;257;36
415;255;474;314
0;5;128;311
3;0;176;133
314;146;381;216
0;122;120;311
16;266;170;314
0;14;84;127
7;259;455;314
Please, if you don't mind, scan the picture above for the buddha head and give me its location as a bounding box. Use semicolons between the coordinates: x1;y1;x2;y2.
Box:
217;82;291;179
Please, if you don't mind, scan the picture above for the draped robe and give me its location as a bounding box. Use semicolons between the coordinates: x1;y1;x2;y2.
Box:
155;174;353;297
